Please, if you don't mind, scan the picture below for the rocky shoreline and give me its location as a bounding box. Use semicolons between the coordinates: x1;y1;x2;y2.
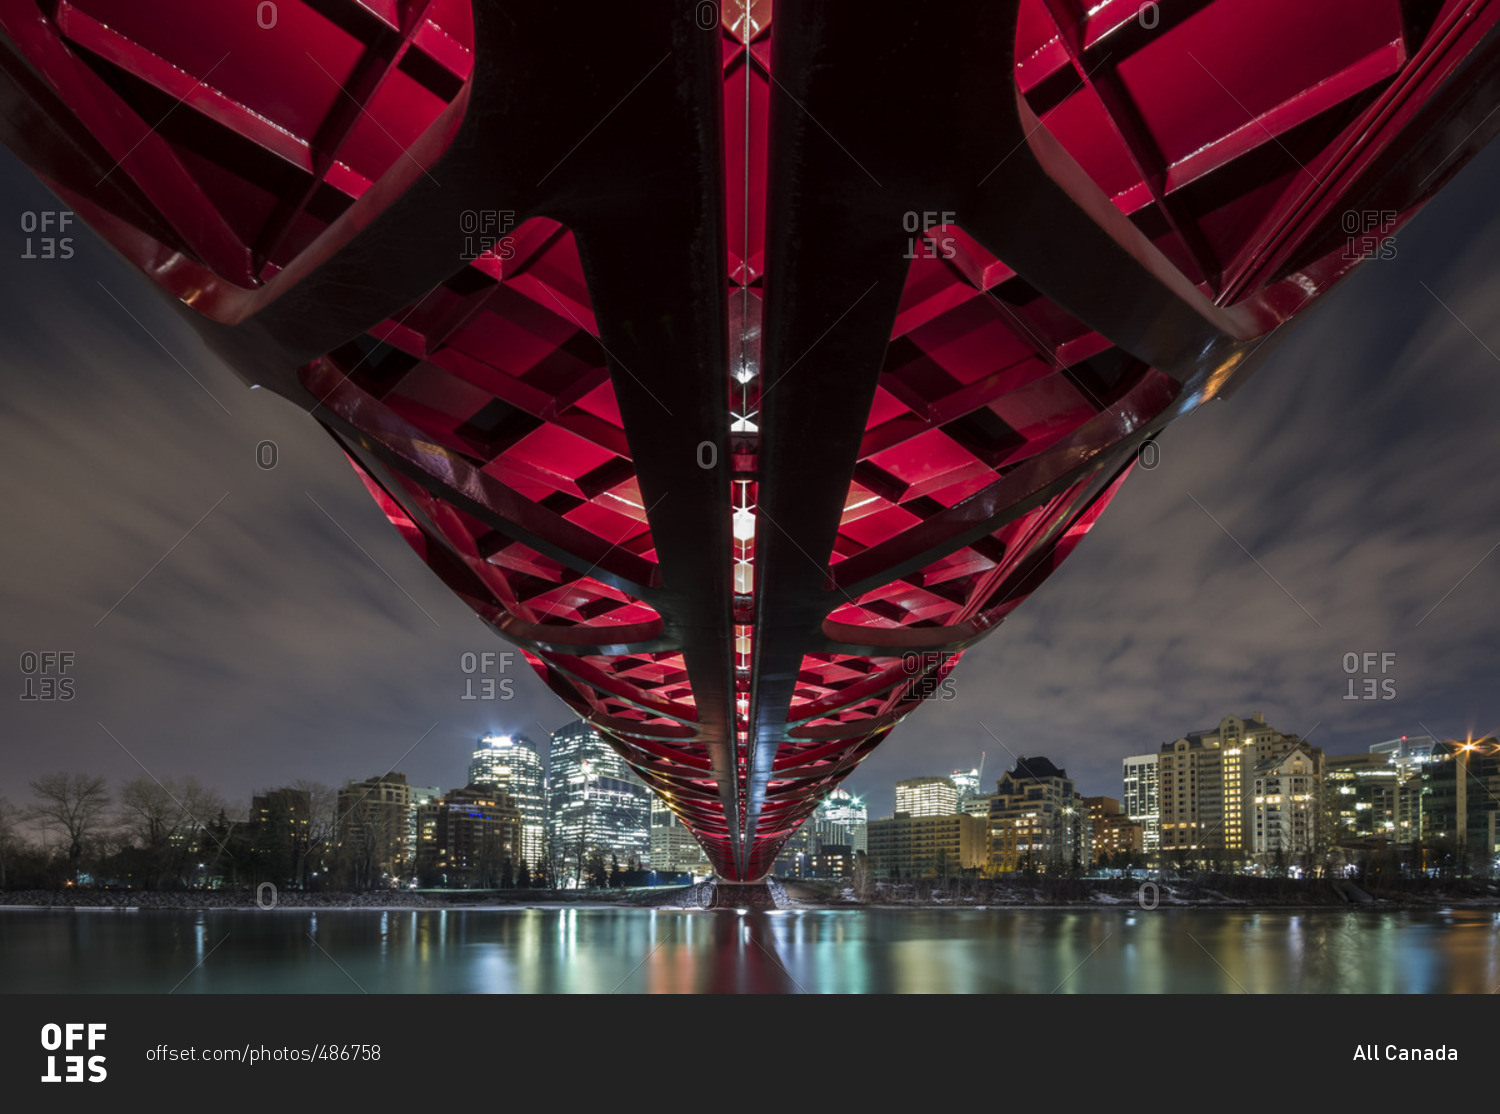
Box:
3;878;1497;912
0;890;448;909
780;877;1500;910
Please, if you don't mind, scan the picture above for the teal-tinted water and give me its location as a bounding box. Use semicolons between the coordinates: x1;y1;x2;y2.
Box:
1;907;1496;993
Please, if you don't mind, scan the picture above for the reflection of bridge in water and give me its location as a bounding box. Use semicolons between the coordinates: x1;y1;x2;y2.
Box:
620;912;806;995
4;1;1499;881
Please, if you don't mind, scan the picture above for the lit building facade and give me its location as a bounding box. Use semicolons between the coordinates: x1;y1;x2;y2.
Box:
812;788;868;854
1251;745;1323;863
950;767;984;810
1420;739;1500;857
895;777;959;818
415;785;523;888
1122;752;1160;853
650;795;710;875
771;788;869;877
410;785;442;866
251;788;310;840
810;845;854;880
1083;796;1143;865
1159;714;1301;863
548;720;651;884
1371;735;1438;840
1325;752;1403;847
987;757;1090;873
772;824;815;878
468;734;547;868
249;787;312;886
867;813;987;879
1160;732;1223;858
960;796;992;820
1159;733;1223;859
1225;714;1302;853
336;772;413;885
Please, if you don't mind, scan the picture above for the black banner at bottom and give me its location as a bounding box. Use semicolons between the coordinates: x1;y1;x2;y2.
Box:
0;992;1489;1105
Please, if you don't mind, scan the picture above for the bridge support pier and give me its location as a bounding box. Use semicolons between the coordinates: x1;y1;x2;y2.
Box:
709;879;780;909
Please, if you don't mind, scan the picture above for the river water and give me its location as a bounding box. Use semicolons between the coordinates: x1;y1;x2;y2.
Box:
1;906;1496;993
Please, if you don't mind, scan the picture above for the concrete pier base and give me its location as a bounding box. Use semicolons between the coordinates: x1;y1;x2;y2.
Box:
708;879;781;909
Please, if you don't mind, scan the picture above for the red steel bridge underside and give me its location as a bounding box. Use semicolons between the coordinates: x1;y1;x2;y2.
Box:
4;0;1498;880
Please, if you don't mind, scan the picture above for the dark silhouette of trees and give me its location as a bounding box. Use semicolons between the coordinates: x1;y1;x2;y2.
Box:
0;795;19;889
116;776;223;889
585;852;608;889
27;773;110;883
292;780;336;888
338;792;404;891
201;808;250;887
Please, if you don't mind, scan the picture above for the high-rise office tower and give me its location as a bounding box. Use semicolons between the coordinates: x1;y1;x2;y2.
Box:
548;720;651;884
1122;753;1161;853
950;767;981;804
468;733;546;868
814;788;869;854
895;776;959;819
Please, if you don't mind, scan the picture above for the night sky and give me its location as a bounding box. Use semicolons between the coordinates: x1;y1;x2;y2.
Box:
4;137;1500;824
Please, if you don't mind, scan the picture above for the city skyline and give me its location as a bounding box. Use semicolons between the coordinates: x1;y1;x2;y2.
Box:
2;710;1487;841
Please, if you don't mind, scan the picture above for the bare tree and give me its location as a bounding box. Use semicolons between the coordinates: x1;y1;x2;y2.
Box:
117;776;224;888
339;794;402;890
28;773;111;881
477;825;511;889
293;779;337;887
0;795;21;889
850;850;874;902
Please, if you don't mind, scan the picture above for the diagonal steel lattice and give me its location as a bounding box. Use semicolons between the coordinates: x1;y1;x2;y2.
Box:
3;0;1498;880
